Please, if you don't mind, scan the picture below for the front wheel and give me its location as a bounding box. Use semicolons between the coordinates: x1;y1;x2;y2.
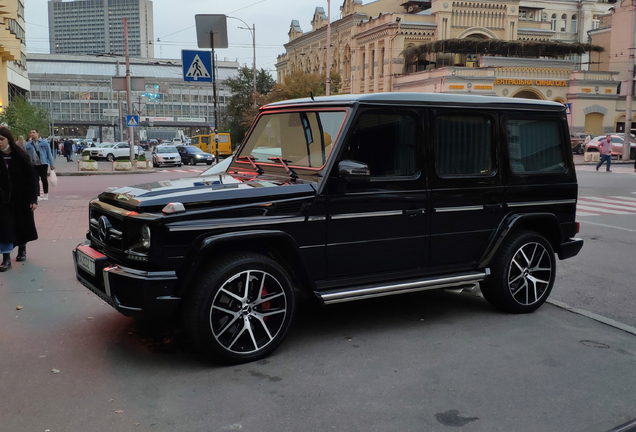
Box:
480;230;555;313
183;253;296;364
106;154;115;162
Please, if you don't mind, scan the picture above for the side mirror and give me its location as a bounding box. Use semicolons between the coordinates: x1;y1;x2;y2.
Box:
338;160;370;182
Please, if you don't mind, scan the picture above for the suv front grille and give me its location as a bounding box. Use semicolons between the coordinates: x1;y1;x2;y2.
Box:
89;209;124;250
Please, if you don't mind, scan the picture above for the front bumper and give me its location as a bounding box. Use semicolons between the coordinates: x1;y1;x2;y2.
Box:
73;243;180;319
556;237;584;260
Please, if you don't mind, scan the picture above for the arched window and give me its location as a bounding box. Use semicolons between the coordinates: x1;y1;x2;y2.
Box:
560;14;567;32
542;12;547;22
362;52;366;79
380;47;385;76
370;49;375;78
551;13;557;31
571;14;578;33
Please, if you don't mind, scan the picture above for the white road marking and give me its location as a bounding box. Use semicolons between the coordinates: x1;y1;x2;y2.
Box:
576;204;632;215
576;211;599;217
579;220;636;233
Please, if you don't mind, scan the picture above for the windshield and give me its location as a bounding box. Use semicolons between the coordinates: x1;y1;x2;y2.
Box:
201;156;233;175
186;146;204;153
237;110;347;169
157;146;178;153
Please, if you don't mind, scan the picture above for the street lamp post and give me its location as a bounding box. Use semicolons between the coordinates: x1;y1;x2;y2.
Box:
229;16;257;99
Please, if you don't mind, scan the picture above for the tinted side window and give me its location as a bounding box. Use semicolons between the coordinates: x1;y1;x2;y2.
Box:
341;111;417;177
507;119;566;173
435;115;493;177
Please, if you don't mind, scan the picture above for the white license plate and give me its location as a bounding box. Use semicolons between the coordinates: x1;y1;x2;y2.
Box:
77;249;96;276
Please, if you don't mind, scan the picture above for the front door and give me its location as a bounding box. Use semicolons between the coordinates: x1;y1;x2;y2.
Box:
427;109;504;269
325;108;429;281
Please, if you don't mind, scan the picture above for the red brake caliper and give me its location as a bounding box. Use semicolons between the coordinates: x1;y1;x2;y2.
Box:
261;288;271;322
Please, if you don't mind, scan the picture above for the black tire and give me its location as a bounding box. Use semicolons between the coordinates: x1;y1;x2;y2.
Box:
189;157;196;166
480;230;555;313
206;161;213;165
183;252;296;364
177;163;182;167
107;154;115;162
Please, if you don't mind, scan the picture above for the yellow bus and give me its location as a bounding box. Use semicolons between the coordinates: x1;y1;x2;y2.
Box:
190;133;232;157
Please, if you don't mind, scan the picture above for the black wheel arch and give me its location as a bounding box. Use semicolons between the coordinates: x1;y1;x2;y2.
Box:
479;213;564;268
175;230;316;298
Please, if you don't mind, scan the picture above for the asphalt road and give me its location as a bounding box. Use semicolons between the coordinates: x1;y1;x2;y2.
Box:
0;167;635;432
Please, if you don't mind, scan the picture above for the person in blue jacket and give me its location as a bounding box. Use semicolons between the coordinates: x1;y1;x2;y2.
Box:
25;128;55;201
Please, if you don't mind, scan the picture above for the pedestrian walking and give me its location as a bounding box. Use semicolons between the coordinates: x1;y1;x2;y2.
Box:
596;134;613;173
16;135;26;150
50;136;58;159
0;127;39;271
25;128;55;201
63;137;73;162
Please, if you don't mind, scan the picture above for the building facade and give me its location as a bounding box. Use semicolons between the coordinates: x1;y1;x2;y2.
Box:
48;0;154;58
27;54;238;139
1;0;29;109
276;0;626;137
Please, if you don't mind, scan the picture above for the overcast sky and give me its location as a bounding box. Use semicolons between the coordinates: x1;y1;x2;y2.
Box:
25;0;335;77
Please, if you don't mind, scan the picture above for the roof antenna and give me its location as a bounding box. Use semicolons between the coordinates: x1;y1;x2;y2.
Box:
310;91;315;101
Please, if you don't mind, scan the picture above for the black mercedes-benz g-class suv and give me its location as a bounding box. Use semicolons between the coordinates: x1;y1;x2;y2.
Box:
73;93;583;363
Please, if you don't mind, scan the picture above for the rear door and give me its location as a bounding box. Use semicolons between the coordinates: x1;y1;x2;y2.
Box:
427;108;504;269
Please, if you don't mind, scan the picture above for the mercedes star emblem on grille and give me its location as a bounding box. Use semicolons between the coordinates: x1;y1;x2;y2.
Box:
98;216;112;243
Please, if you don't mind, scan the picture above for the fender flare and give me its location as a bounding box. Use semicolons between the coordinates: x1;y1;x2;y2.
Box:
478;213;564;268
175;229;315;297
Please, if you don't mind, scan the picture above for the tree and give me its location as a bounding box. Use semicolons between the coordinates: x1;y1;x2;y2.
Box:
269;69;341;102
225;66;275;145
0;96;50;139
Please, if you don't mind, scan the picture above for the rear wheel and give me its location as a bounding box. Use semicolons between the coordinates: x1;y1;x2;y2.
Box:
481;230;555;313
184;253;295;363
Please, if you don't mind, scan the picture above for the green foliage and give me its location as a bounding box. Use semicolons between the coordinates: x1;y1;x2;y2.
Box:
269;70;341;102
0;96;50;138
82;150;91;157
136;154;146;161
225;66;276;146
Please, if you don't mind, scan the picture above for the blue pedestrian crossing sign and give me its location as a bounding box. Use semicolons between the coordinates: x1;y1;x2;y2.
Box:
564;103;572;115
126;115;139;127
182;50;212;82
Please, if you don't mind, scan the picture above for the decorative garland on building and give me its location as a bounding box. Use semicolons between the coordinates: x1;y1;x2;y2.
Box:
402;39;605;73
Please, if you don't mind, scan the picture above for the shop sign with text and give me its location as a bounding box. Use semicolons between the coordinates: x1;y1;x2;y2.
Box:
494;79;567;87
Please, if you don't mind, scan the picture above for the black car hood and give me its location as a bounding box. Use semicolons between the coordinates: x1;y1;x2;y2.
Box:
98;172;316;210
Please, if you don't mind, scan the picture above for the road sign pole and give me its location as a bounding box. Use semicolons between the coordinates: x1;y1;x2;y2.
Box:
211;32;219;163
124;17;134;162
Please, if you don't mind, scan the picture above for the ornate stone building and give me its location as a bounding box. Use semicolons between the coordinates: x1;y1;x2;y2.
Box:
275;0;626;136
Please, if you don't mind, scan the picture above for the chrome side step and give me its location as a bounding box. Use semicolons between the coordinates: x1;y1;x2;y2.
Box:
316;270;490;305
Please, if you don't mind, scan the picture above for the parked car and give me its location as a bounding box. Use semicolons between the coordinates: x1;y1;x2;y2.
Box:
86;142;143;161
177;145;215;165
152;145;182;167
585;134;636;158
570;133;595;154
73;93;583;364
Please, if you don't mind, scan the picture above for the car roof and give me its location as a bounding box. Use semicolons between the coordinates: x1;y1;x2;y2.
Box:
264;92;566;110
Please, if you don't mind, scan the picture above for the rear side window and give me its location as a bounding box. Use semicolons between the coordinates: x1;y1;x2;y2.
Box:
507;119;566;173
435;115;493;177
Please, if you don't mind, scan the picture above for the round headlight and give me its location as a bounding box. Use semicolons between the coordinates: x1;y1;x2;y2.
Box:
141;224;151;250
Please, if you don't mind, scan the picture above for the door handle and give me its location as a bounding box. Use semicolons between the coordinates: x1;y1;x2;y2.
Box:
483;203;503;213
403;208;423;216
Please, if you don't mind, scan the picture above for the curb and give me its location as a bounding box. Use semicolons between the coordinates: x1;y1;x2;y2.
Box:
547;299;636;337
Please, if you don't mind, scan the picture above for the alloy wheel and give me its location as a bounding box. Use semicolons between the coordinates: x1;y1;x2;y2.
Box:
507;242;552;306
210;270;288;355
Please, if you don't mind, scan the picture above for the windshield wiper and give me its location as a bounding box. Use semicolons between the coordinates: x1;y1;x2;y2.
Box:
268;157;298;181
237;155;264;174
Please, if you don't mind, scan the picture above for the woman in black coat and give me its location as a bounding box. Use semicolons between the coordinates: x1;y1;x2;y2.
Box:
0;127;39;271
